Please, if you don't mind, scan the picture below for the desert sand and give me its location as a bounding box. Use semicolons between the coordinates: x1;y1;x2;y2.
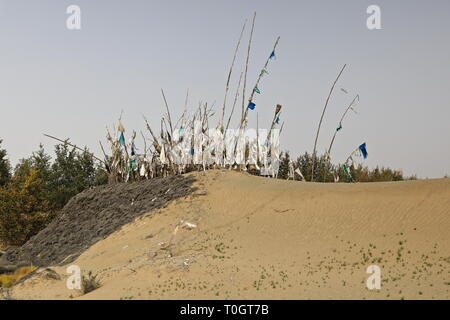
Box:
8;170;450;300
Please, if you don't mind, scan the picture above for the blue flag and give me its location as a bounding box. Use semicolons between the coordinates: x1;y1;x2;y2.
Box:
248;102;256;110
359;143;368;159
270;51;276;60
118;132;126;146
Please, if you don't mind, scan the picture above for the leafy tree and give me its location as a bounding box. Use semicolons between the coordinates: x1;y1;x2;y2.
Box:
0;169;55;245
0;139;11;187
0;143;107;245
48;143;100;209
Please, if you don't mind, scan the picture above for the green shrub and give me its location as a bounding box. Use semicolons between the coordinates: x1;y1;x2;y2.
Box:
276;151;412;183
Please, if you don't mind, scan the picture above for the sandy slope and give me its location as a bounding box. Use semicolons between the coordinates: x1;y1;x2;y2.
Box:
9;171;450;300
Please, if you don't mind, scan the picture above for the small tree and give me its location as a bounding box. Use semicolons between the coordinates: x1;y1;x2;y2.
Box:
277;151;291;179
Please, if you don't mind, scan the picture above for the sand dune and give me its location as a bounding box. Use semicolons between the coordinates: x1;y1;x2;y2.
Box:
9;171;450;300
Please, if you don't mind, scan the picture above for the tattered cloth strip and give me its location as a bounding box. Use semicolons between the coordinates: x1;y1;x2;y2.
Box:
254;87;261;94
248;102;256;110
359;143;368;159
295;168;305;180
160;145;167;164
139;163;146;176
118;132;126;146
337;122;342;131
260;69;269;77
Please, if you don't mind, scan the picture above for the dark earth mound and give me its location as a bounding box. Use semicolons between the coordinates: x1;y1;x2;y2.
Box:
1;175;196;268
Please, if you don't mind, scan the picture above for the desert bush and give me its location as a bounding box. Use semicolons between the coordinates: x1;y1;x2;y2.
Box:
81;271;101;294
0;266;36;288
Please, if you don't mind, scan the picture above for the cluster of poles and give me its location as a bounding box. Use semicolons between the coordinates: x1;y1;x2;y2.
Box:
100;13;284;183
44;12;369;184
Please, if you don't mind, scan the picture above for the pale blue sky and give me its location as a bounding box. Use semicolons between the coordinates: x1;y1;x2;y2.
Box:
0;0;449;178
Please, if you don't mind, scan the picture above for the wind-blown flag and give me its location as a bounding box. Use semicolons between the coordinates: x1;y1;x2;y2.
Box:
270;51;276;60
248;102;256;110
254;87;261;94
118;132;126;146
359;143;368;159
337;122;343;131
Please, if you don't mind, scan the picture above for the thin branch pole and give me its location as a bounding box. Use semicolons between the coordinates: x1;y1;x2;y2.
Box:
241;36;281;130
220;21;247;132
240;12;256;122
327;94;359;157
142;115;161;153
43;133;105;164
175;88;189;130
99;141;108;160
266;105;282;142
140;130;147;157
98;141;111;173
256;112;260;165
184;88;189;117
161;89;173;136
225;72;243;135
279;121;285;135
311;64;347;182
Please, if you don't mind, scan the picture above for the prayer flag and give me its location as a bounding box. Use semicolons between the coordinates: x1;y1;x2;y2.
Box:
359;143;368;159
118;132;125;146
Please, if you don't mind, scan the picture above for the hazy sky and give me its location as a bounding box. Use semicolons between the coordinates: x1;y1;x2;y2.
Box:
0;0;449;178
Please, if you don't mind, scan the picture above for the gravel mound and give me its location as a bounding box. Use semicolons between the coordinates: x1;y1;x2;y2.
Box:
1;175;196;267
